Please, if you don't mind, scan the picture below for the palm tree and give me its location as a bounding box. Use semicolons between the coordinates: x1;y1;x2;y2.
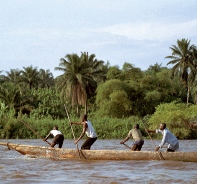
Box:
0;82;21;109
20;66;40;89
55;52;106;114
0;69;21;84
165;39;197;104
80;52;106;112
190;46;197;104
55;53;86;115
80;52;106;83
38;69;54;88
80;52;105;87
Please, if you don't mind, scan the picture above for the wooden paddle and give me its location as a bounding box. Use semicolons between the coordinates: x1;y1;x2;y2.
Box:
123;143;131;149
64;104;82;158
19;120;51;146
141;120;165;160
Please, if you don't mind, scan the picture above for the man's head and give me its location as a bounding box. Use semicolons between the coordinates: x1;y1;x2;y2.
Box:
134;124;139;129
53;125;58;130
81;114;88;121
159;123;166;130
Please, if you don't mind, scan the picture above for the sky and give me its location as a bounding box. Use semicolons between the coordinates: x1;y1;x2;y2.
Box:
0;0;197;77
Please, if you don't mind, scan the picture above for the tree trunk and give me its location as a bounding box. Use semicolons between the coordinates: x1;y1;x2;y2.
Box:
84;99;87;114
187;86;190;104
76;105;79;117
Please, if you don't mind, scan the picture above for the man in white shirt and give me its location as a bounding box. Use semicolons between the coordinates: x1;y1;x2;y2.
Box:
146;123;179;152
44;125;64;148
70;114;97;150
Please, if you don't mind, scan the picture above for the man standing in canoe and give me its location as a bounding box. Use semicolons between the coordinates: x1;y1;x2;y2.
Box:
70;114;97;150
43;125;64;148
120;124;144;151
146;123;179;152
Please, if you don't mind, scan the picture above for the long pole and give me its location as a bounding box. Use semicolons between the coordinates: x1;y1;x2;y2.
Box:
64;104;81;158
123;143;131;149
19;120;51;146
141;120;164;160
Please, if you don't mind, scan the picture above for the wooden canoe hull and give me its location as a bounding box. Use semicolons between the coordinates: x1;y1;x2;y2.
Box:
0;141;197;162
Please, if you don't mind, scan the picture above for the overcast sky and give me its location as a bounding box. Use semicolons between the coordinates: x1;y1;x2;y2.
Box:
0;0;197;77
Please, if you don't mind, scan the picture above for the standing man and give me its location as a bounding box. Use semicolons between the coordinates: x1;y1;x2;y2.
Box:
44;125;64;148
146;123;179;152
120;124;144;151
70;114;97;150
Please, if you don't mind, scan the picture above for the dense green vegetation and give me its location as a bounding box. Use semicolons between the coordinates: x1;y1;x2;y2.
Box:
1;39;197;140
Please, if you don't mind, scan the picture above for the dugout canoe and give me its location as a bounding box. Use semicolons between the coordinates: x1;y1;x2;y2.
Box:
0;141;197;162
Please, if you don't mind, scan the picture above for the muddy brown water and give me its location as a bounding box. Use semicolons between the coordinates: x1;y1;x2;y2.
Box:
0;139;197;184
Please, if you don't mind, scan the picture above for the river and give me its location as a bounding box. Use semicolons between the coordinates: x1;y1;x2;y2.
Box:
0;139;197;184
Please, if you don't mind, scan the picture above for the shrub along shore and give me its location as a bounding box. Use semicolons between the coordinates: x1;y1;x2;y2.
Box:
1;115;143;139
1;102;197;140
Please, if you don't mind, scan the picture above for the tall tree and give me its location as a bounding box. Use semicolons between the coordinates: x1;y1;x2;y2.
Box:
106;66;122;80
96;79;132;118
20;66;40;89
190;46;197;104
165;39;197;104
0;82;21;110
80;52;106;109
122;62;143;82
55;52;105;114
0;69;21;84
38;69;54;88
55;53;83;115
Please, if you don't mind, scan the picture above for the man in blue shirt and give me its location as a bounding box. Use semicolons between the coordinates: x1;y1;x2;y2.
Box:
146;123;179;152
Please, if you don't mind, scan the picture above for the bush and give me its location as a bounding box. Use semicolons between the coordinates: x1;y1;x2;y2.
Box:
147;102;197;139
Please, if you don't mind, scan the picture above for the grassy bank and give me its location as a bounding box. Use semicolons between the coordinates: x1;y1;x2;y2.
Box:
1;102;197;140
0;115;146;139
